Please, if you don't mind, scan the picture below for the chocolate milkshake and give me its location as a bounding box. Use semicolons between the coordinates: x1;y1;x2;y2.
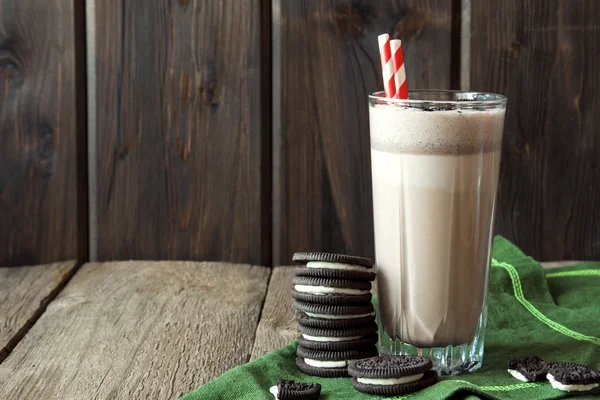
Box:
368;91;506;374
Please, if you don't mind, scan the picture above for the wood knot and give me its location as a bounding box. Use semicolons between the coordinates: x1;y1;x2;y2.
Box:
330;3;365;38
178;0;190;7
0;40;24;88
200;82;219;112
513;136;529;154
34;122;54;176
117;145;129;160
392;9;424;41
508;39;523;59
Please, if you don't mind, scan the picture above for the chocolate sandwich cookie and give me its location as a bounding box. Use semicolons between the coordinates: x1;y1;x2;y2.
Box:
295;346;378;378
296;357;348;378
546;362;600;392
297;324;378;353
293;300;375;317
292;276;371;292
348;355;437;396
293;252;374;269
295;267;376;282
297;323;377;339
296;345;378;361
507;356;548;382
293;276;371;299
292;291;372;305
295;347;376;377
292;276;372;305
297;311;376;329
292;276;371;304
298;332;378;351
268;379;321;400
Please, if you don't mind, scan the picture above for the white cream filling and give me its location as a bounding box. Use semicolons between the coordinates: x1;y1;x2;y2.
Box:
302;333;362;342
547;373;599;392
269;385;278;399
508;369;530;382
305;311;376;319
357;373;424;385
294;284;369;295
304;358;352;368
306;261;368;271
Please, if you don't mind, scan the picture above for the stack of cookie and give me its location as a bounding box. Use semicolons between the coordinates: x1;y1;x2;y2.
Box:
291;252;379;377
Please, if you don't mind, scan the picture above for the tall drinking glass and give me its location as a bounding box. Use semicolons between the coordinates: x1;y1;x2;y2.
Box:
369;90;507;375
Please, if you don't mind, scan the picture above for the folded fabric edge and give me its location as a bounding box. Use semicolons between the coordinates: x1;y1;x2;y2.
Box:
492;236;540;268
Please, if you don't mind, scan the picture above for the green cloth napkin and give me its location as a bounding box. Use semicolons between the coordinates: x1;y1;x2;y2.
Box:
182;237;600;399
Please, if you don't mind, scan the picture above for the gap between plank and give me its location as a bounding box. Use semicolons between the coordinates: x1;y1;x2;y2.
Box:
271;0;282;266
0;262;82;364
248;267;274;362
261;0;273;267
75;0;90;264
85;0;98;261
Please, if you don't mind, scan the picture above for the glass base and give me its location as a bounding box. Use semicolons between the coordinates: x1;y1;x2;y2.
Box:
377;309;487;375
378;338;484;375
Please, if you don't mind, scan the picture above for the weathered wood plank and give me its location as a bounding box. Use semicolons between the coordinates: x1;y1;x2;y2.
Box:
0;0;86;266
0;261;270;399
471;0;600;260
541;261;582;270
94;0;270;264
251;266;297;360
0;261;78;362
274;0;453;265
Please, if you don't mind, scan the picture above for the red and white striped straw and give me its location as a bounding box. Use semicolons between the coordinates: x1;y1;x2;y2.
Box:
378;34;396;99
390;39;408;99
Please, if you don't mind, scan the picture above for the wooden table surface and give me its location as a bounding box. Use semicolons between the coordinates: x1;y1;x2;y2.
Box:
0;260;580;399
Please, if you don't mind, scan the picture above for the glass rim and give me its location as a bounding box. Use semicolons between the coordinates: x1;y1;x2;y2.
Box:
369;90;507;107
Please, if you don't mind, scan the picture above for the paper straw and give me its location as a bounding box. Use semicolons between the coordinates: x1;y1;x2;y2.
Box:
378;34;396;98
390;39;408;99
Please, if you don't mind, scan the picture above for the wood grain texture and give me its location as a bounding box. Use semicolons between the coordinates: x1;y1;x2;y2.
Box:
0;0;85;266
0;261;77;362
0;261;270;399
94;0;270;264
471;0;600;260
250;266;297;360
274;0;453;264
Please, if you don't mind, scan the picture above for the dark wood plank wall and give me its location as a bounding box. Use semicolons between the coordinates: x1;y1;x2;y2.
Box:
0;0;86;266
470;0;600;261
94;0;270;264
273;0;453;265
1;0;599;266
